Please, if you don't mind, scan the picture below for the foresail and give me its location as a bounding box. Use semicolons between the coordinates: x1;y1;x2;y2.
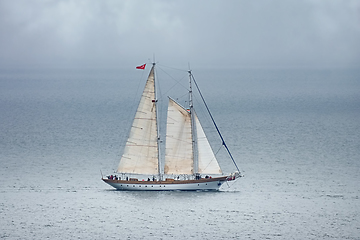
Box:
117;66;158;174
164;98;193;175
194;112;222;174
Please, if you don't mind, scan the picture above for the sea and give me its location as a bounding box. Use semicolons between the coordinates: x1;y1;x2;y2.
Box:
0;67;359;239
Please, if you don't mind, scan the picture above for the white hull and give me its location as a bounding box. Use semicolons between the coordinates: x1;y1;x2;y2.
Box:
102;176;228;191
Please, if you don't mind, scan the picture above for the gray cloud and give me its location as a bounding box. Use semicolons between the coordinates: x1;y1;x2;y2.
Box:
0;0;359;69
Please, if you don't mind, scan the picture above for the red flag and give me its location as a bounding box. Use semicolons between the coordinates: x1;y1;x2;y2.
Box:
136;64;146;70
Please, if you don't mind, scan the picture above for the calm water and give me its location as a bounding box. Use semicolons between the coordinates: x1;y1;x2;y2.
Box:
1;67;360;239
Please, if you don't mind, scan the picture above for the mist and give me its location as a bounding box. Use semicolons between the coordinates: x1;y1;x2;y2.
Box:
1;0;359;69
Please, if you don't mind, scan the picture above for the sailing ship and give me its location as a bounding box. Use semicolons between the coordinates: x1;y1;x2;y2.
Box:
102;62;241;191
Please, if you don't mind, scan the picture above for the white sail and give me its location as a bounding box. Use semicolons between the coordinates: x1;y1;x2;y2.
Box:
164;98;193;174
117;66;158;174
194;112;222;174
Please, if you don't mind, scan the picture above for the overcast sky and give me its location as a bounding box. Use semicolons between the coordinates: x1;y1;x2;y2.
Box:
0;0;359;69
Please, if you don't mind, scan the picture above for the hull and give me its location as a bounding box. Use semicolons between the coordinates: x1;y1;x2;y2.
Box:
102;176;228;191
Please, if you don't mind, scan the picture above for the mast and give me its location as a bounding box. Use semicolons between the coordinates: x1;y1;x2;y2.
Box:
188;70;198;174
153;62;162;180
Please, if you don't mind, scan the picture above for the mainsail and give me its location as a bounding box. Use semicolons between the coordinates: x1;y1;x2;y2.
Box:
164;98;193;174
117;66;158;174
164;98;222;175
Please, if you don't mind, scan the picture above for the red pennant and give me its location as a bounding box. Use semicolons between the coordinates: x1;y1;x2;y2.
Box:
136;64;146;70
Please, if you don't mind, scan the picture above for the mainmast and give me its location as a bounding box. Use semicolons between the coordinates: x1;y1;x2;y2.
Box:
188;70;198;175
153;62;162;180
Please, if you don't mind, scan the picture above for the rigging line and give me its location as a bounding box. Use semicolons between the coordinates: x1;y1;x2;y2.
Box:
175;92;190;104
191;74;241;174
192;91;215;135
157;64;187;80
155;66;188;100
214;145;222;157
157;63;188;72
197;125;223;173
201;149;220;173
198;145;222;173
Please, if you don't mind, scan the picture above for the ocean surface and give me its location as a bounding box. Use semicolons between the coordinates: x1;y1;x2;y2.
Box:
0;67;359;239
